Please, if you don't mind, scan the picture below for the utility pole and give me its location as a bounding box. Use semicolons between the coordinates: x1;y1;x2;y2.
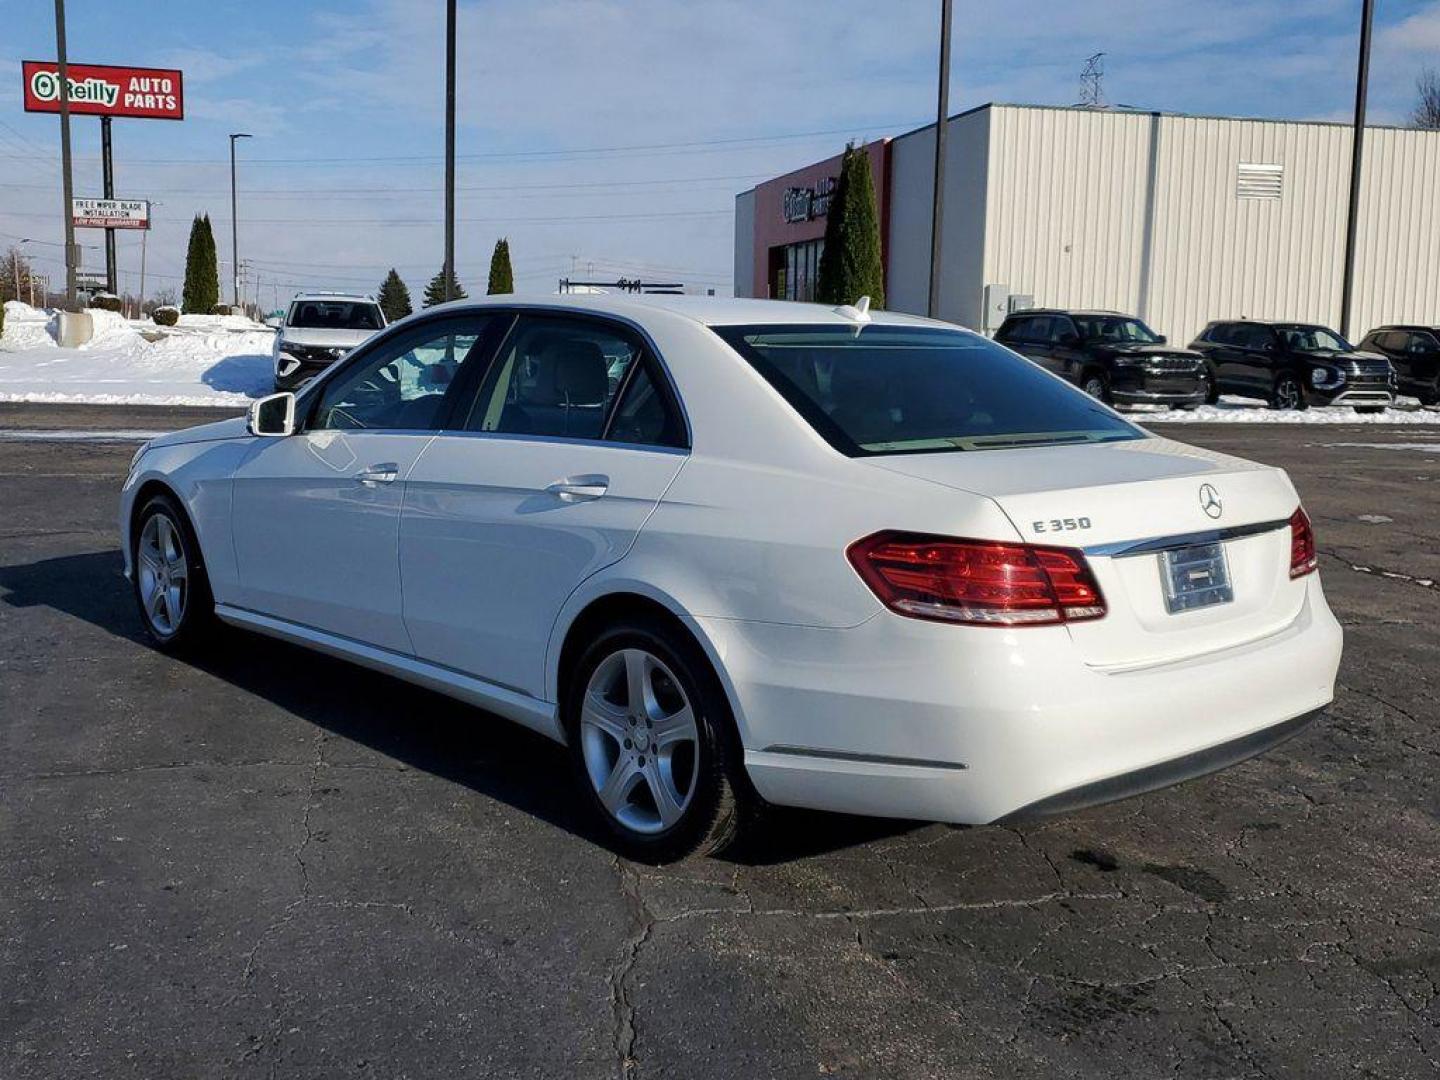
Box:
927;0;953;319
229;133;252;308
53;0;77;310
1339;0;1374;341
101;116;116;293
11;246;21;305
443;0;457;302
138;201;158;314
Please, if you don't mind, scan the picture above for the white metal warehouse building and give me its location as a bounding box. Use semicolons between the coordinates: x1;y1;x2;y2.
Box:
734;103;1440;344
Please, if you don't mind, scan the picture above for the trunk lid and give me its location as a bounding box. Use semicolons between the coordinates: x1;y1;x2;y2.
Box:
868;436;1306;669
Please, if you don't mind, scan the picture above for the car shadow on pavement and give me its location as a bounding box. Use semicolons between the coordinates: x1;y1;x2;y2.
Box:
0;548;918;863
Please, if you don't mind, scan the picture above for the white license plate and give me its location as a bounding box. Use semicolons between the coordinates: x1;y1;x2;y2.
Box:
1160;542;1234;614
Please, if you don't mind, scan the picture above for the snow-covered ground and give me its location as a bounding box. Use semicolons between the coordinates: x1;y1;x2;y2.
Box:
0;301;274;406
1138;397;1440;424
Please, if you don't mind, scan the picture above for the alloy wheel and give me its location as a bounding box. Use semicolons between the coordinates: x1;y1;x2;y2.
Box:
137;513;188;636
1275;376;1301;410
580;647;700;835
1083;375;1106;400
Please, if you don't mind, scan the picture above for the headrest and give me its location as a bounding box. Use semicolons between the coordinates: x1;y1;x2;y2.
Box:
548;340;609;405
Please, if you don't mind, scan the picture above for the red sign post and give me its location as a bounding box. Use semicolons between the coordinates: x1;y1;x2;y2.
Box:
22;61;184;120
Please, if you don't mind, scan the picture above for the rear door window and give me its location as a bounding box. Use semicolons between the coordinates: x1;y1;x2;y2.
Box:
461;314;684;448
715;324;1141;456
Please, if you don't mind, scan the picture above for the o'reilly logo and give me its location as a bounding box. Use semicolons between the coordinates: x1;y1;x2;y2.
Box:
30;70;119;108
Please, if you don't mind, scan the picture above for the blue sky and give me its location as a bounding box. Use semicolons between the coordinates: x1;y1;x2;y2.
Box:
2;0;1438;304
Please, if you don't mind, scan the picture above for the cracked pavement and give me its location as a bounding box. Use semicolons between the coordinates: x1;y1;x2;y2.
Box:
1;404;1437;1079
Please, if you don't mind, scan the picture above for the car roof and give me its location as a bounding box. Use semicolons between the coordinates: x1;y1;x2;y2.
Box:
420;292;954;330
1370;324;1440;332
291;292;377;303
1006;308;1129;318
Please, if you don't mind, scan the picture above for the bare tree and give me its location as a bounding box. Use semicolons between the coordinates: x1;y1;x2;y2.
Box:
1417;68;1440;129
2;246;39;305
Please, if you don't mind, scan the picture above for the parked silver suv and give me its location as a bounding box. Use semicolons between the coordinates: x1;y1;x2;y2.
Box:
272;293;387;391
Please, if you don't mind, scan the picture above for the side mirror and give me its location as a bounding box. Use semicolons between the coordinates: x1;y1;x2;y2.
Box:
1155;334;1168;345
1059;332;1080;346
249;392;297;437
264;316;284;329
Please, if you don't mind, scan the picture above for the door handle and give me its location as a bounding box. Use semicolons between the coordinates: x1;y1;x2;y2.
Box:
356;463;399;485
546;474;609;502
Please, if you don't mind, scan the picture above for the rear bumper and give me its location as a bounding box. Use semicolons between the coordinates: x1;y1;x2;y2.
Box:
711;576;1341;825
994;707;1320;823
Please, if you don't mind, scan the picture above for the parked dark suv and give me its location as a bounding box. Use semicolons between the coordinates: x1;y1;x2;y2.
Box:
1189;320;1395;412
1356;326;1440;405
994;310;1206;408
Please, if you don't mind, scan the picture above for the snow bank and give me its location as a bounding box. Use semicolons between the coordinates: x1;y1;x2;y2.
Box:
1138;395;1440;425
82;307;143;349
1;301;57;351
0;318;276;405
175;312;269;334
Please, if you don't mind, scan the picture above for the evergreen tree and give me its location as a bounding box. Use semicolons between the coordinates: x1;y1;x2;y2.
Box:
423;266;468;307
377;268;413;321
814;144;885;309
182;214;219;314
487;238;514;294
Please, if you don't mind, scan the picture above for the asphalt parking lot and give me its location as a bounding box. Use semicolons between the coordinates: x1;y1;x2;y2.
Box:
2;403;1437;1080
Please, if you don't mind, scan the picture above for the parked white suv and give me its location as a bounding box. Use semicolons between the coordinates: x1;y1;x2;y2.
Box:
123;294;1341;861
272;292;386;391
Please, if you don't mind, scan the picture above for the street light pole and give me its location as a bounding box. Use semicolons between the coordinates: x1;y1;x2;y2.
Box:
443;0;457;302
53;0;78;310
927;0;953;319
229;133;252;308
1339;0;1374;341
139;201;160;315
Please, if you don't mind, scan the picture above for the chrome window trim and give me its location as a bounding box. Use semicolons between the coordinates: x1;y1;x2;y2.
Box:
1084;518;1290;559
420;427;689;457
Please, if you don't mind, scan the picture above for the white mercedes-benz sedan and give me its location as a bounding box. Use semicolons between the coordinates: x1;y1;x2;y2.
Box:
120;295;1342;860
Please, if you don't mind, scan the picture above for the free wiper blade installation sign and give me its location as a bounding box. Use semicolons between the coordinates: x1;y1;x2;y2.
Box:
22;61;184;121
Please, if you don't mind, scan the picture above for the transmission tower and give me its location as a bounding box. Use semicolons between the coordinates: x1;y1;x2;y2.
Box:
1078;53;1107;109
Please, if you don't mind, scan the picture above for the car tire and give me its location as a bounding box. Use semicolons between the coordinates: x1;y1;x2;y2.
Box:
1270;372;1308;411
1419;380;1440;407
564;616;751;862
1201;367;1220;405
1081;370;1111;403
131;492;215;651
1353;406;1387;415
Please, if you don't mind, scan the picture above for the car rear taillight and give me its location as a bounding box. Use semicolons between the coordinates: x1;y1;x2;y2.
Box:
1289;506;1318;579
846;531;1107;627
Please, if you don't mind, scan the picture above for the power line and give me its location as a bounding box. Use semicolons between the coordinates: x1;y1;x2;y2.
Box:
0;120;915;169
3;208;733;227
0;171;773;198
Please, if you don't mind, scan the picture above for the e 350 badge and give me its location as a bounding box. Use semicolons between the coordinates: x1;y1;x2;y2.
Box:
1032;517;1092;535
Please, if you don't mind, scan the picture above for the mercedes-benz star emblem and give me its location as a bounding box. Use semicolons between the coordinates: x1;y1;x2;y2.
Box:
1199;484;1223;519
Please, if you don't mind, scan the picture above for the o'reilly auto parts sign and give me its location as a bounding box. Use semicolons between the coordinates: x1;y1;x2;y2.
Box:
22;61;184;120
72;199;151;230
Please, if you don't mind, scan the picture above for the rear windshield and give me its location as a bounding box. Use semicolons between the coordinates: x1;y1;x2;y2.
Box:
288;301;384;331
714;324;1143;456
